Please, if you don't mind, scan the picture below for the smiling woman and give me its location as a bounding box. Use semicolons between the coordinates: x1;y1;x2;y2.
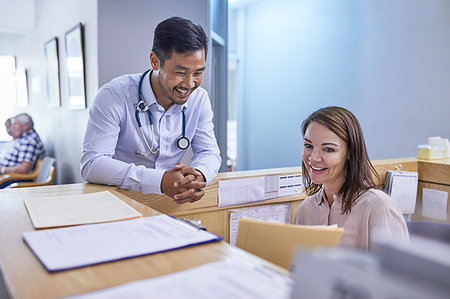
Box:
294;106;410;250
302;121;348;199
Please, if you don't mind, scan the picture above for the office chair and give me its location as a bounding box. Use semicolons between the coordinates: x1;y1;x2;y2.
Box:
0;157;56;188
406;221;450;244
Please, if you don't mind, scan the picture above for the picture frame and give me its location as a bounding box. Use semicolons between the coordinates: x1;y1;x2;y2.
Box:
64;23;86;109
44;37;61;107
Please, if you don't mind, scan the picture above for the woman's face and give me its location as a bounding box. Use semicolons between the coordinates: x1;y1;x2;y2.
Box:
302;121;348;191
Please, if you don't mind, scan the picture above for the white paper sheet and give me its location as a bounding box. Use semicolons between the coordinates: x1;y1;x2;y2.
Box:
68;258;293;299
422;188;448;221
24;191;142;228
278;174;302;197
219;174;302;207
264;175;279;199
218;177;265;207
23;215;221;272
388;172;418;214
229;203;291;245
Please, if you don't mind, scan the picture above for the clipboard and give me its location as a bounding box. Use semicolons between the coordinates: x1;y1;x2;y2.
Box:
23;215;222;272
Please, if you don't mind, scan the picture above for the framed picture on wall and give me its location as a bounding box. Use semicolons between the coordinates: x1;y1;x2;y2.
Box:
44;37;61;107
65;23;86;109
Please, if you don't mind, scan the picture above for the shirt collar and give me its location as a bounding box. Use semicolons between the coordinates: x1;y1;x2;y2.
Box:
141;69;188;114
19;129;35;139
314;189;343;206
314;189;325;206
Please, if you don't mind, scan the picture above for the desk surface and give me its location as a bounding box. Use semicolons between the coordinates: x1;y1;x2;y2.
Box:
0;183;282;299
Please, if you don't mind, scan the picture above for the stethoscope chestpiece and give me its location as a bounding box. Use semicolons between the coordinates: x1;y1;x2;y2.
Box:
177;136;190;150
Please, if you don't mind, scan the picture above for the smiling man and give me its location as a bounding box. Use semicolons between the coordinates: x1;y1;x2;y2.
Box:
81;17;221;203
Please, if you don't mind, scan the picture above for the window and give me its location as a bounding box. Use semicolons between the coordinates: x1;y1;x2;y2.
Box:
210;0;228;172
0;55;16;141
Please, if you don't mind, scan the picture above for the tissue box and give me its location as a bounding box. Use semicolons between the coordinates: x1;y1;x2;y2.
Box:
417;144;447;160
428;137;450;158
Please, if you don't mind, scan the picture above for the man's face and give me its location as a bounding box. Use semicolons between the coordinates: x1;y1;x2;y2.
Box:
5;122;13;137
10;118;29;139
152;49;206;109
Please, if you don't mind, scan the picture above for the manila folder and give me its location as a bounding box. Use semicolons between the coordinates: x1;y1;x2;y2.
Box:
236;217;343;269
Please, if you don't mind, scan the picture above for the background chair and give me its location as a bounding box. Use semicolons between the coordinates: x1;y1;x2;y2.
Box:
406;221;450;244
0;157;56;189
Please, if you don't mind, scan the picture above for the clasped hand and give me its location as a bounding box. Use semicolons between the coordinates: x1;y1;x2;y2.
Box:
161;162;206;204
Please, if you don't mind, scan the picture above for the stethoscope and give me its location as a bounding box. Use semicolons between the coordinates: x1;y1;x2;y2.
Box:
135;69;190;155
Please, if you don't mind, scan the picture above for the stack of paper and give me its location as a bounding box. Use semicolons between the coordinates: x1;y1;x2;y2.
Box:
383;171;418;214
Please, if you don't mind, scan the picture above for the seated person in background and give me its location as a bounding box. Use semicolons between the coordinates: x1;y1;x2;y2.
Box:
294;106;409;250
0;118;14;158
4;118;13;138
0;113;45;175
80;17;221;204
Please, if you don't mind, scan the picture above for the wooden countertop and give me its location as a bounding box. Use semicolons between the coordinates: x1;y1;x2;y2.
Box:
0;183;284;299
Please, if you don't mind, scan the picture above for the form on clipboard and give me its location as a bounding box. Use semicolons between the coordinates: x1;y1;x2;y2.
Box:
23;215;222;272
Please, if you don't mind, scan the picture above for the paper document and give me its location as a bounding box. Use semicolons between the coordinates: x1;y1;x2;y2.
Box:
229;203;291;245
219;174;302;207
383;171;418;214
278;174;302;197
24;191;142;229
68;258;293;299
264;175;279;199
23;215;222;272
422;188;448;221
219;177;265;207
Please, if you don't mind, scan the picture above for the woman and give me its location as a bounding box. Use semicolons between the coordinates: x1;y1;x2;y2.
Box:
294;106;409;250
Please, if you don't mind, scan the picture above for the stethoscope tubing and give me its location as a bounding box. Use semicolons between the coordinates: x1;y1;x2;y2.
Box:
135;69;189;155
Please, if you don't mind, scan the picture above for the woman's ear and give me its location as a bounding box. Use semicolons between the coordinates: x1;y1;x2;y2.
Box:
150;52;160;70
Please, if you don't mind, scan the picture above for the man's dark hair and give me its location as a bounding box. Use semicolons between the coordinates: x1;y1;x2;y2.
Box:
152;16;208;66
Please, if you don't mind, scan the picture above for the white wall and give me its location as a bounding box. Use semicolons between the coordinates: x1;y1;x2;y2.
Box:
0;0;34;33
97;0;210;89
357;0;450;159
233;0;450;170
2;0;98;184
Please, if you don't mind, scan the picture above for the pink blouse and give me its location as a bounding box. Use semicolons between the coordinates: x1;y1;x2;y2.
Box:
294;188;410;250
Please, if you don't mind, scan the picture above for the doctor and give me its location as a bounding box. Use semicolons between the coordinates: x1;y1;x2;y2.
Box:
81;16;221;203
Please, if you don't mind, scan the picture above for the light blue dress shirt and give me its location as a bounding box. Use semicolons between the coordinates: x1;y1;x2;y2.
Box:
80;71;221;194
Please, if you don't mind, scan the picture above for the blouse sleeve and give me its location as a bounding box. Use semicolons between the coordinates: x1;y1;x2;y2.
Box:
368;201;410;250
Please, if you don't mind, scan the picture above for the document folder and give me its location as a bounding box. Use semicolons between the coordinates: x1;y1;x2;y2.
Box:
24;191;142;229
236;217;343;269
